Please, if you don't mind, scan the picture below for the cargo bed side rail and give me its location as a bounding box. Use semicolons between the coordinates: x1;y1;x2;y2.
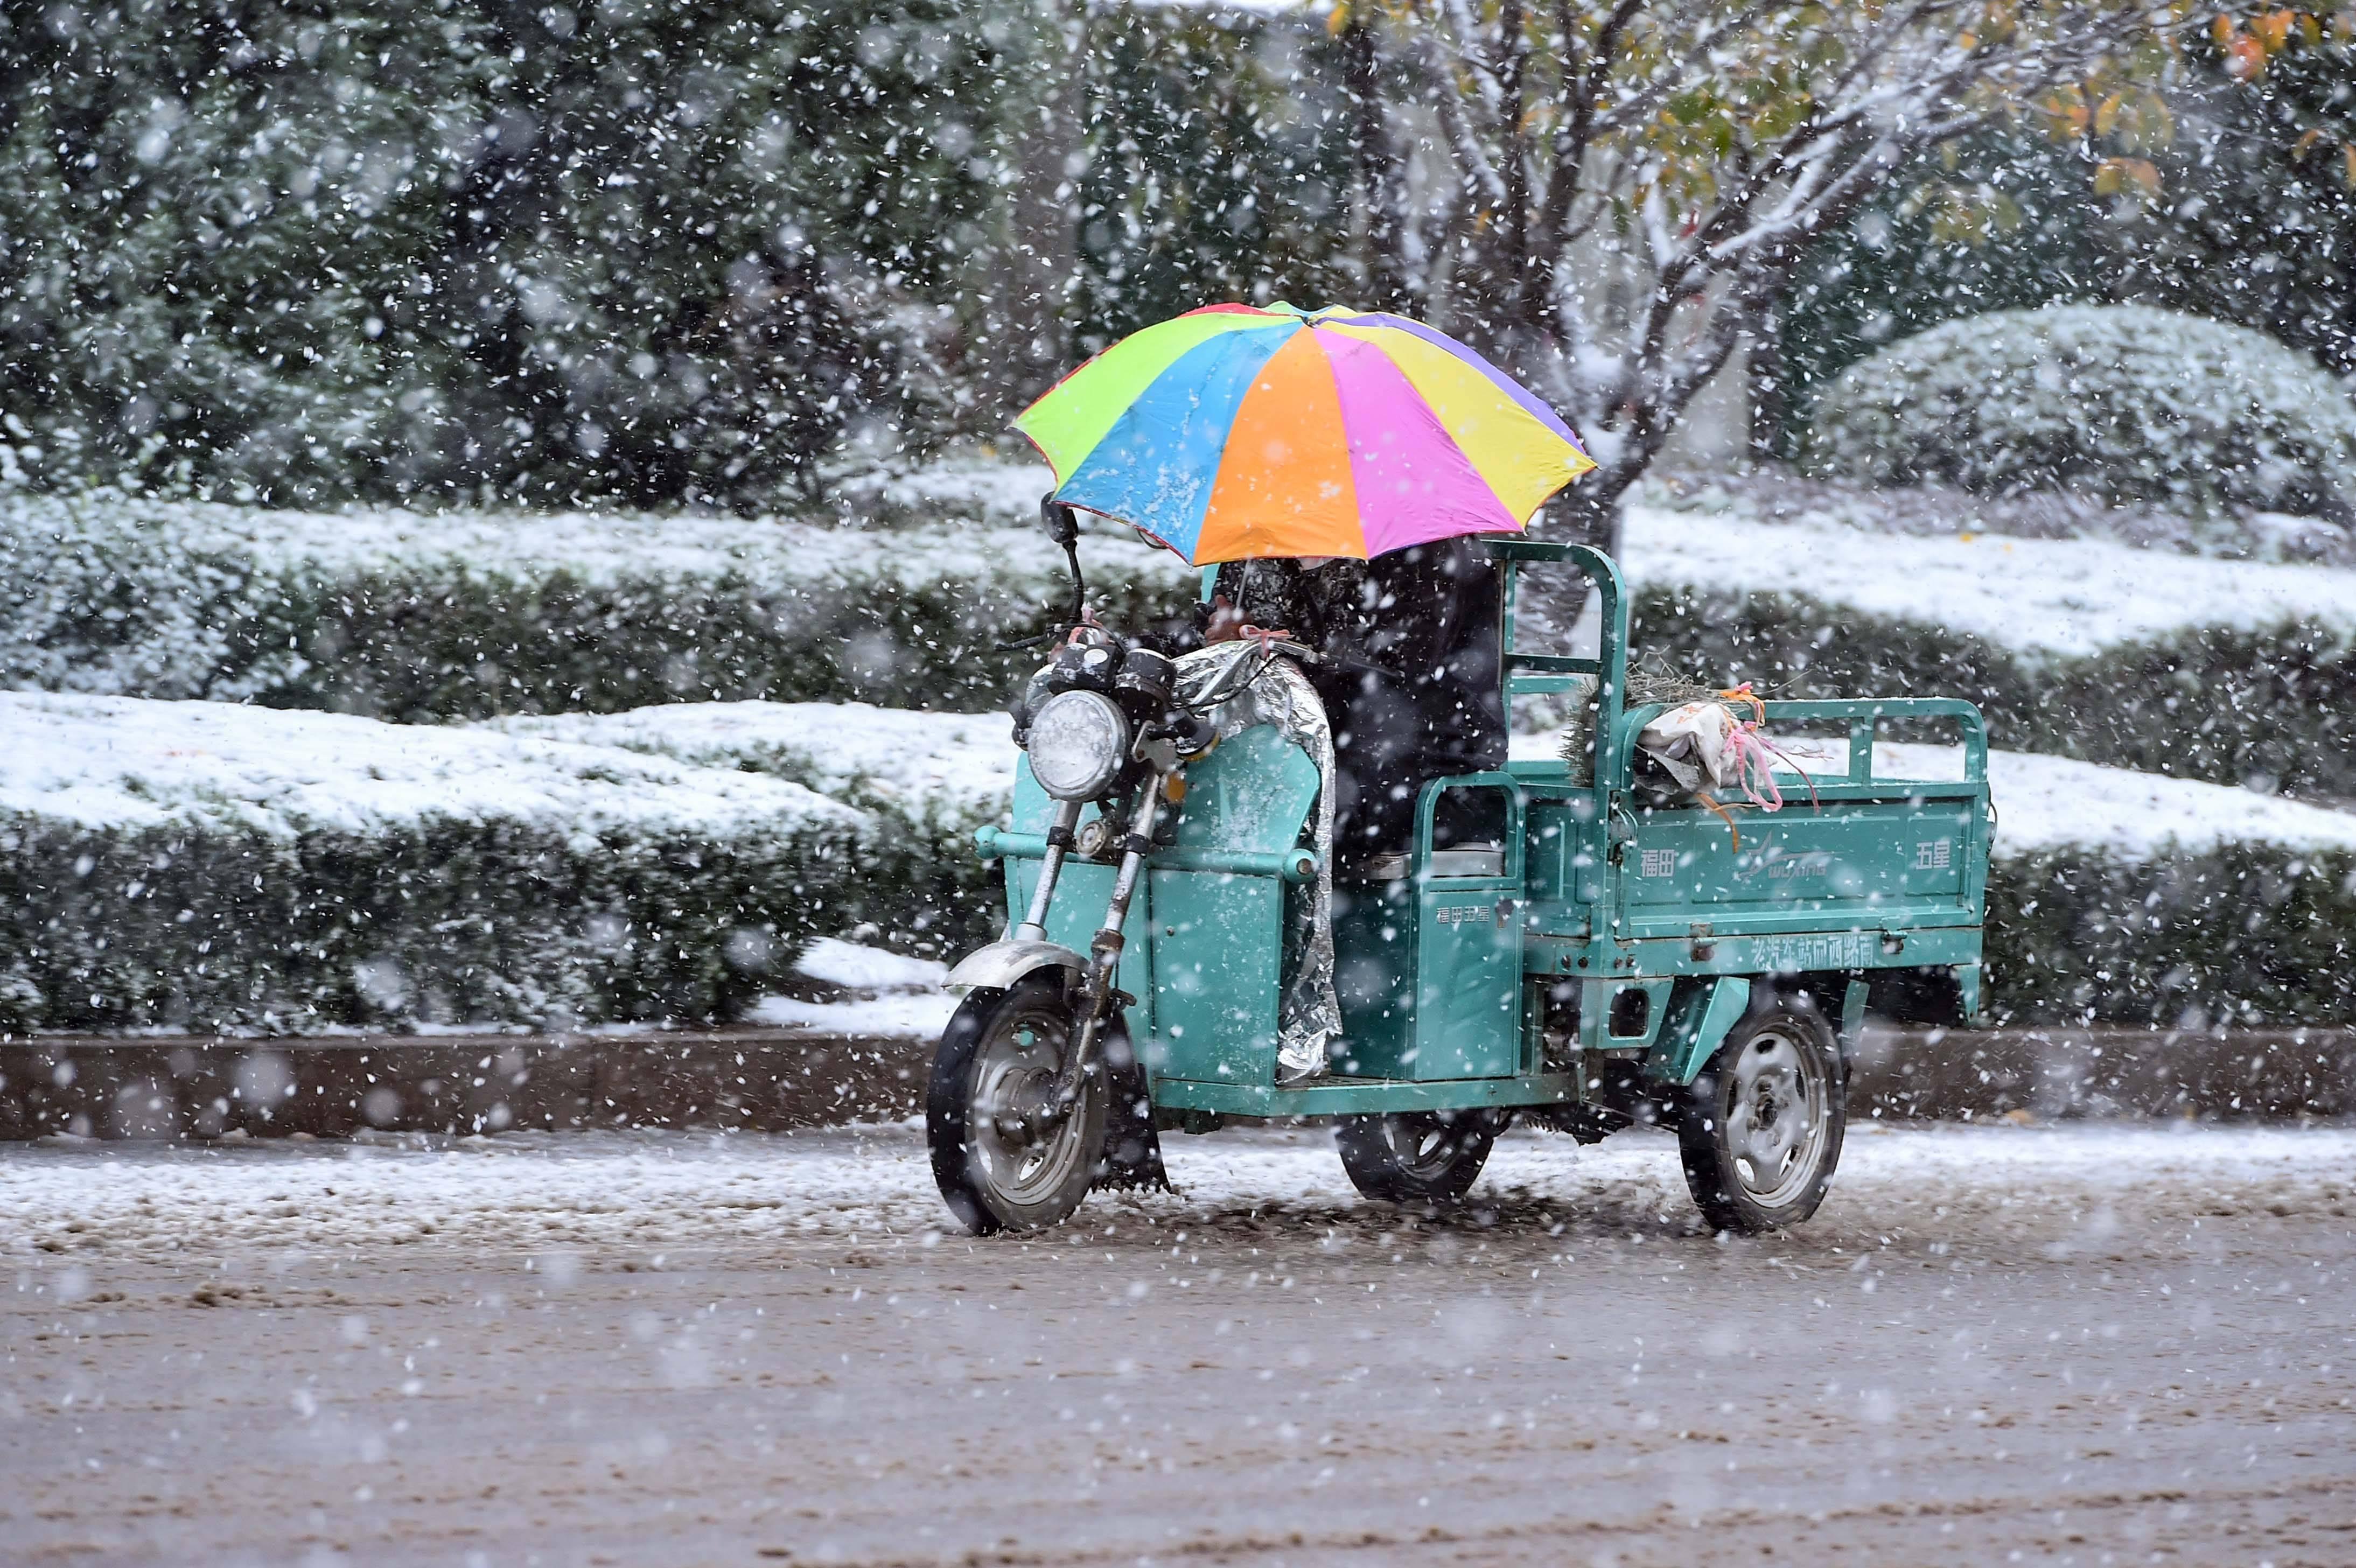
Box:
1756;697;1987;789
1611;696;1988;802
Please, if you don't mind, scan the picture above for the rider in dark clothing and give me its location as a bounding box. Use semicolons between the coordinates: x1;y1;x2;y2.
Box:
1199;540;1506;867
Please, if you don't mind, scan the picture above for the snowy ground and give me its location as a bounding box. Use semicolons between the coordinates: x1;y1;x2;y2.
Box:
4;1122;2351;1565
4;1119;2352;1258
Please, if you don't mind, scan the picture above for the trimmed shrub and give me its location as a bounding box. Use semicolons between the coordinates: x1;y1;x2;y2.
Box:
7;692;2351;1034
11;480;2355;797
1807;306;2356;522
484;701;1022;960
0;695;870;1034
0;818;861;1037
1987;846;2356;1028
0;489;1197;719
1606;584;2356;801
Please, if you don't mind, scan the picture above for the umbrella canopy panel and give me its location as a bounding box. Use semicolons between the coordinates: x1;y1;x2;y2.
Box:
1016;304;1596;565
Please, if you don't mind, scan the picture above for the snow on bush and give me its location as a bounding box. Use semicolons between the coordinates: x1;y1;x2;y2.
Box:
8;692;2353;1035
0;484;1191;718
0;694;869;1035
483;701;1018;826
1807;305;2356;521
1620;503;2356;658
15;456;2356;795
484;701;1023;964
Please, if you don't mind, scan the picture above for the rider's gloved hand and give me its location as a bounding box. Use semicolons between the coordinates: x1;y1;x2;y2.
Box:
1203;595;1246;644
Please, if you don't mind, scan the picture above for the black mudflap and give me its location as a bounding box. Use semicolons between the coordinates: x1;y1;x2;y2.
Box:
1094;1027;1169;1192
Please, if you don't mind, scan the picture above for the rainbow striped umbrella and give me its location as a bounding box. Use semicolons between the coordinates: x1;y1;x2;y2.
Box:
1015;303;1595;564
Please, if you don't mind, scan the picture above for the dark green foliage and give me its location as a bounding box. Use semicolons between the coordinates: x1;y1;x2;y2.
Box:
2109;33;2356;380
10;800;2344;1037
2037;623;2356;800
0;501;1203;717
1772;130;2105;452
0;0;1008;508
272;564;1090;722
1987;847;2356;1027
0;812;861;1035
1074;8;1355;350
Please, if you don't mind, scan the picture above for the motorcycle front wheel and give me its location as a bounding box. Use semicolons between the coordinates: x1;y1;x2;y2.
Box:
927;973;1106;1235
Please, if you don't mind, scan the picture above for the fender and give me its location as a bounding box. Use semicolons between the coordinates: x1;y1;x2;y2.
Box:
1645;975;1755;1087
944;939;1086;993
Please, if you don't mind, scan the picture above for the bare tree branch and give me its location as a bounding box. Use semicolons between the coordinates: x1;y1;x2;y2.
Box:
1354;0;2193;545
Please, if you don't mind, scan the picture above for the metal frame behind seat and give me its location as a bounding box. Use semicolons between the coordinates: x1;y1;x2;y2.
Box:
1484;539;1630;787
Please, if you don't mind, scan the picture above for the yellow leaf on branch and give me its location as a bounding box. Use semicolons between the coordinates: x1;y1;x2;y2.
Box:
2094;156;2162;196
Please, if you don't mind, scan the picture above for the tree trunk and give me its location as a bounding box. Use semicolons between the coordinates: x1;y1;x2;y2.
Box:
1341;18;1407;310
985;0;1083;414
1546;465;1630;561
1745;303;1791;463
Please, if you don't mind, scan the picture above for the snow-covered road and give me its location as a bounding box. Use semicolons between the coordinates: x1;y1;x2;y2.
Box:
5;1121;2354;1258
6;1124;2352;1566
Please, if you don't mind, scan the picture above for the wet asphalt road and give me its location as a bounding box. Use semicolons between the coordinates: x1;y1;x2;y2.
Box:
4;1123;2353;1566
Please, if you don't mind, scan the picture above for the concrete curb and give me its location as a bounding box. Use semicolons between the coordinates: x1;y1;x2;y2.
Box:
1848;1023;2356;1122
3;1023;2350;1139
0;1030;929;1140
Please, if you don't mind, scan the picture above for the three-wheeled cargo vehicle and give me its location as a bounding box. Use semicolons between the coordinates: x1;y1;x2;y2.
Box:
927;538;1991;1234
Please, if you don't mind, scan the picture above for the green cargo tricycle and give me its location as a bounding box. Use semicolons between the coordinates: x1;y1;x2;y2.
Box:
927;537;1991;1235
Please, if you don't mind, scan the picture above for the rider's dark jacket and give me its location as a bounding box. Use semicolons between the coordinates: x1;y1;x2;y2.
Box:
1198;540;1506;865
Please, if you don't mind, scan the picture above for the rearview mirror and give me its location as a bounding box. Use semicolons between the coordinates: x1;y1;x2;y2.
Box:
1039;493;1079;548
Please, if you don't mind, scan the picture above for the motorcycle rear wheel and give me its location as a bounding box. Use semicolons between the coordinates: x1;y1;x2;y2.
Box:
1675;990;1845;1234
1334;1109;1504;1206
927;973;1105;1235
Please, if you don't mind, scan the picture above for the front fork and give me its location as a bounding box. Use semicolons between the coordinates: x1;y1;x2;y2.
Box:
1043;767;1173;1118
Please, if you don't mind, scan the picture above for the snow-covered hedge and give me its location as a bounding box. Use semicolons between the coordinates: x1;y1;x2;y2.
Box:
1619;586;2356;802
0;695;871;1035
1807;306;2356;520
484;701;1022;963
8;693;2353;1034
0;482;1193;720
1742;740;2356;1028
1989;845;2356;1028
16;473;2356;797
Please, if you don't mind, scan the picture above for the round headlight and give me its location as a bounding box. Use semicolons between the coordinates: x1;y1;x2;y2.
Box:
1027;689;1129;801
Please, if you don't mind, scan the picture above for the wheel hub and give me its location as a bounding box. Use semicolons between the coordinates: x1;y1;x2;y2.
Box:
1723;1026;1829;1207
970;1007;1092;1208
989;1069;1073;1144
